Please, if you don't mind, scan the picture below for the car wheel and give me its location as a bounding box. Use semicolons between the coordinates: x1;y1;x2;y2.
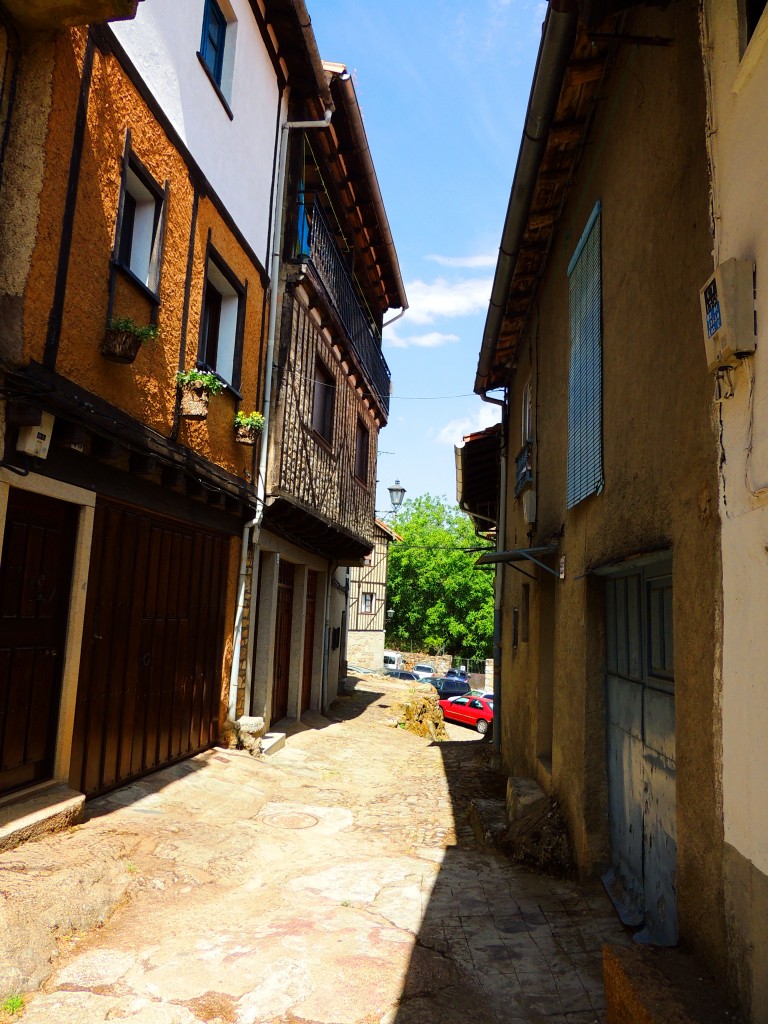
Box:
476;719;489;735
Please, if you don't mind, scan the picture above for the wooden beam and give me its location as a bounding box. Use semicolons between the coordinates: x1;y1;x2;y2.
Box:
565;59;605;85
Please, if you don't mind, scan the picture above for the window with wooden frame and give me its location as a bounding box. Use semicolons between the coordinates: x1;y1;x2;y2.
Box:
354;418;370;483
312;358;335;443
198;0;237;117
115;154;165;296
361;591;375;615
198;249;245;391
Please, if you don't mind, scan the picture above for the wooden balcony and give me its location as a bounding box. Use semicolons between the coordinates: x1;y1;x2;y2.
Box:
299;200;391;417
0;0;138;31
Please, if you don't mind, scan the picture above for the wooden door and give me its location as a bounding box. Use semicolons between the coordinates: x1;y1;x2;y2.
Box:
604;558;676;945
0;489;78;796
271;559;294;723
301;570;317;711
70;499;229;797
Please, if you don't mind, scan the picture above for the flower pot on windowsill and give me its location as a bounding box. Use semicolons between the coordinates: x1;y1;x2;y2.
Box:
234;411;264;446
101;317;158;364
177;370;225;421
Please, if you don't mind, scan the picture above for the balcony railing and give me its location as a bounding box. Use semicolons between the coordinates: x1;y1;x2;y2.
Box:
300;199;391;416
515;441;533;497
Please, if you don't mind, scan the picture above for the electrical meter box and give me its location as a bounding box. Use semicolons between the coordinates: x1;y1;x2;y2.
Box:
16;411;54;459
700;258;756;372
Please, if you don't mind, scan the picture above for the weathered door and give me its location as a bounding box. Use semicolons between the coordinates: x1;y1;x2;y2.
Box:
271;559;294;723
70;499;229;797
301;569;317;712
603;558;676;944
0;489;78;796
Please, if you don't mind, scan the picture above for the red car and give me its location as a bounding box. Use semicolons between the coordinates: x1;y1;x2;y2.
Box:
439;694;494;735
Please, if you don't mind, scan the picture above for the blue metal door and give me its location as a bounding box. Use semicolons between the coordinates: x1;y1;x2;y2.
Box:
603;558;676;945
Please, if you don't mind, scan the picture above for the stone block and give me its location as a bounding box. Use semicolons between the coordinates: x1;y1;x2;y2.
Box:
506;776;546;822
236;716;266;757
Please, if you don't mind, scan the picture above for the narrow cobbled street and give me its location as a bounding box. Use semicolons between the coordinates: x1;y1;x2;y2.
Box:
1;677;629;1024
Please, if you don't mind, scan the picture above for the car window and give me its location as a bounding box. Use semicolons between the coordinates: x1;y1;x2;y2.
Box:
451;697;470;706
469;700;483;709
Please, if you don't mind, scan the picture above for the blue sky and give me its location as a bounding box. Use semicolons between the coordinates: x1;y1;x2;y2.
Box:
310;1;545;511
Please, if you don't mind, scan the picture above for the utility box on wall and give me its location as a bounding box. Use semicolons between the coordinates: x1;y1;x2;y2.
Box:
700;258;756;372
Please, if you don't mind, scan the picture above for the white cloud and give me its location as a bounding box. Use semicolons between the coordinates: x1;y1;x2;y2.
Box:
404;276;492;325
436;403;502;447
385;329;460;350
426;254;498;269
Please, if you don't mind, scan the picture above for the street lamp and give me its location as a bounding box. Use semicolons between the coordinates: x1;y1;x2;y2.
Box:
387;479;406;512
386;607;395;622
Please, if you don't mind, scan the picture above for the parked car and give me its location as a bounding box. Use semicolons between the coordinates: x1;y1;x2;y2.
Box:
430;677;472;699
383;651;403;671
445;668;468;681
412;663;437;680
386;669;419;681
439;694;494;735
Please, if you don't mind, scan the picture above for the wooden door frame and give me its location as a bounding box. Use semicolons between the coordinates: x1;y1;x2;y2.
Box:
0;471;95;796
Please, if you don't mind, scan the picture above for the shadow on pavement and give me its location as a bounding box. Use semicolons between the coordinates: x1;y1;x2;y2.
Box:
84;747;234;819
389;732;619;1024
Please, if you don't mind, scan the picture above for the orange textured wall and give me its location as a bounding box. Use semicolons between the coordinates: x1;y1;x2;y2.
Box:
33;35;267;480
176;195;267;478
20;27;86;366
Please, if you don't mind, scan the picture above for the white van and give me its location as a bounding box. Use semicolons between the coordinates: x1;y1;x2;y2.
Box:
383;650;403;671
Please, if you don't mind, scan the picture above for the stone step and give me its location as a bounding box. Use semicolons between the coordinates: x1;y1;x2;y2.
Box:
260;732;286;756
0;783;85;853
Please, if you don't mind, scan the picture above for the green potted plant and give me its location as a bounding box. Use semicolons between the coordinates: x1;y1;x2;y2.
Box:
102;316;158;363
234;409;265;445
176;369;225;419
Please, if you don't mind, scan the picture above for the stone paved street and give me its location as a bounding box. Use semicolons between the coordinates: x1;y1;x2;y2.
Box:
0;676;630;1023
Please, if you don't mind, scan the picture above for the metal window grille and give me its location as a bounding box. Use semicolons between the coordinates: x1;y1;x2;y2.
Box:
566;202;603;509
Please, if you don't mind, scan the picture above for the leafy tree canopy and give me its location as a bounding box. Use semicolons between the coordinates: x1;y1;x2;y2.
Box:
385;494;494;660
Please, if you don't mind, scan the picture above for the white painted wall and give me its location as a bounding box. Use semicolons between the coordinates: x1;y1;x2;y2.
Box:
702;3;768;877
111;0;280;264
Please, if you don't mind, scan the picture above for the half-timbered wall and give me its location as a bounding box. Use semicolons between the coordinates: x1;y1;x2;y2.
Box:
348;526;389;632
271;288;376;548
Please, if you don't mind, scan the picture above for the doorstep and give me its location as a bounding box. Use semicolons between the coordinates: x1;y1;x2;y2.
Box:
0;782;85;853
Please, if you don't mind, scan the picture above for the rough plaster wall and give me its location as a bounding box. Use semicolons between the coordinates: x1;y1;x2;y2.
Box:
175;194;265;477
0;33;62;365
19;28;87;367
499;0;725;973
701;3;768;1018
36;37;266;480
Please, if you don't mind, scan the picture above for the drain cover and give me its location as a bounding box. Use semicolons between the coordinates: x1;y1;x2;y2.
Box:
260;810;319;830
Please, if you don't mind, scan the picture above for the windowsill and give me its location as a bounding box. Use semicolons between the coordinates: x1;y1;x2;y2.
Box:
353;475;371;490
112;260;160;306
196;52;234;120
311;429;333;454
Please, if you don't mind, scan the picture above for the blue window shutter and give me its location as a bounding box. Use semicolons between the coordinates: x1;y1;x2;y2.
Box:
566;202;603;509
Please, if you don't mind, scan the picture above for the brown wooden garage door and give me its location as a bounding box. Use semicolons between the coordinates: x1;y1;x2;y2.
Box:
70;499;230;797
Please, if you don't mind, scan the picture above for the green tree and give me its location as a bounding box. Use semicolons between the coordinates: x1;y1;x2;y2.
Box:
385;494;494;660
